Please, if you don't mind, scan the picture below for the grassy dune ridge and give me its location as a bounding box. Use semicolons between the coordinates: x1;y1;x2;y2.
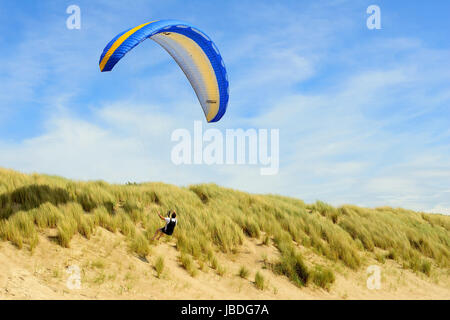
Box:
0;168;449;290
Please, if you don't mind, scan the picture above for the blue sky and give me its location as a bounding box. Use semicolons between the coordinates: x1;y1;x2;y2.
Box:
0;0;449;214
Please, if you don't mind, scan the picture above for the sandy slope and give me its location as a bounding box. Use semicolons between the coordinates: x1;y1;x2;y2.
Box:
0;229;449;300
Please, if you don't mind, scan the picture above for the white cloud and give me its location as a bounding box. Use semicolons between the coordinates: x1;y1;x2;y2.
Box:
0;1;449;216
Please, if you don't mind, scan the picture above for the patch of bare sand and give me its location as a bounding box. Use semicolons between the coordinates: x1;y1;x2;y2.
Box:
0;230;449;300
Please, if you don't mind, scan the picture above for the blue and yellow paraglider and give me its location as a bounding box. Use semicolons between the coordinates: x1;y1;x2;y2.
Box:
99;20;229;123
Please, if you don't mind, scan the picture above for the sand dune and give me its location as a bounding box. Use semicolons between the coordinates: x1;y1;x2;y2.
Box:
1;228;448;300
0;168;449;300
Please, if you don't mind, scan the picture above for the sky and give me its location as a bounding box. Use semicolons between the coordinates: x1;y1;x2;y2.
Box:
0;0;449;214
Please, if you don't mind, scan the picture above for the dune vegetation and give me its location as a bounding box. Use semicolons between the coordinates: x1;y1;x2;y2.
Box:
0;168;449;291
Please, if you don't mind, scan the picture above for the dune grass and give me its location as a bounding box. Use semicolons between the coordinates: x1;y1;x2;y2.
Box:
239;265;250;279
129;232;151;258
0;168;449;290
154;256;165;278
311;266;335;290
272;237;310;287
255;271;265;290
179;253;198;277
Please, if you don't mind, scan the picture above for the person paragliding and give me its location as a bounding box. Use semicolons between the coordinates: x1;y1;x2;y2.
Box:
151;210;178;241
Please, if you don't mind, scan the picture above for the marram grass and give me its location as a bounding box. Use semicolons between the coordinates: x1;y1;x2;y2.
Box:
0;168;449;289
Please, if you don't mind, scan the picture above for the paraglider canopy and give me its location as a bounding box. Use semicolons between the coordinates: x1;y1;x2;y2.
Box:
99;20;229;123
